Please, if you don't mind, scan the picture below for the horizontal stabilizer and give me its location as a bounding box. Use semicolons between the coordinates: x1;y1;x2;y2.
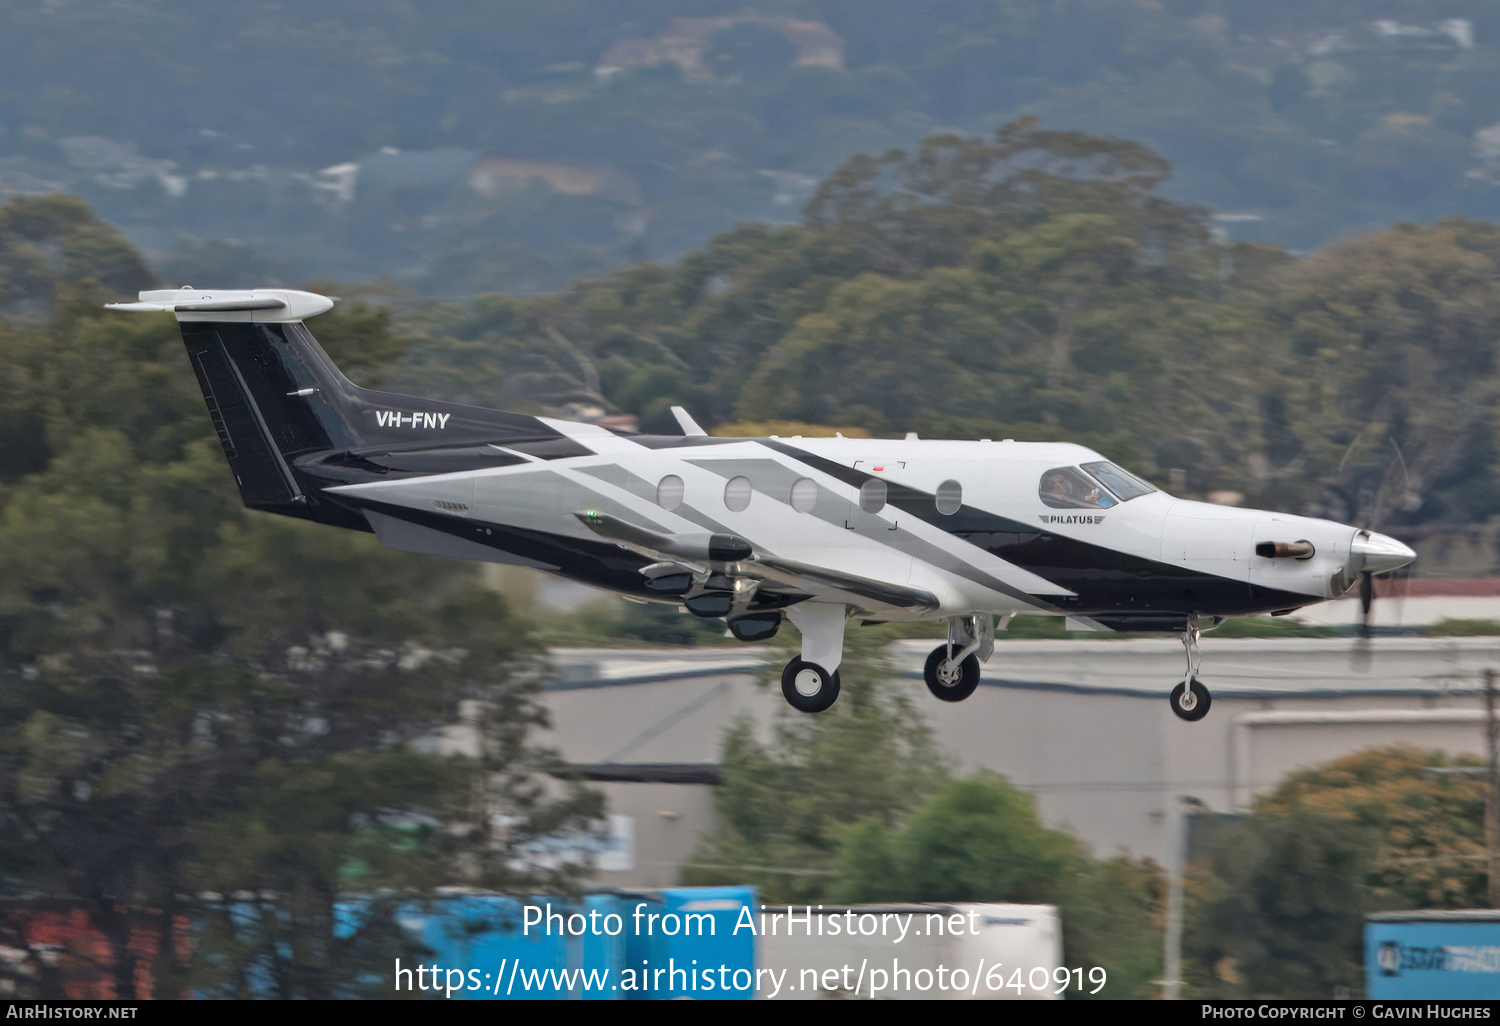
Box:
108;298;286;313
106;288;334;322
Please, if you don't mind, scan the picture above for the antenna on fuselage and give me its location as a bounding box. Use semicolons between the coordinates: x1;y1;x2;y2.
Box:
670;406;707;437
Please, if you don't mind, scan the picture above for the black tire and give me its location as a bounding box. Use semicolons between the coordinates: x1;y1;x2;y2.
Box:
924;645;981;702
781;658;841;713
1169;677;1211;722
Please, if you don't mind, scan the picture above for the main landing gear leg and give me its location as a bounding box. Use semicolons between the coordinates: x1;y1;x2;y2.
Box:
1169;621;1211;722
781;603;847;713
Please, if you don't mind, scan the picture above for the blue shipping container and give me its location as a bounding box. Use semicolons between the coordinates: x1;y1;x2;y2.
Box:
388;887;756;1000
1366;911;1500;999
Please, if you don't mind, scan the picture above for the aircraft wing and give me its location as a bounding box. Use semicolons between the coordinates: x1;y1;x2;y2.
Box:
575;508;938;615
740;556;940;614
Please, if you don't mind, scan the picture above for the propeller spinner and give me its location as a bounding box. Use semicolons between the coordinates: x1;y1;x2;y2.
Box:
1349;529;1418;668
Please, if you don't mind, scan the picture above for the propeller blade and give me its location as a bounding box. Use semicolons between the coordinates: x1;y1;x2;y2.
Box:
1351;570;1376;672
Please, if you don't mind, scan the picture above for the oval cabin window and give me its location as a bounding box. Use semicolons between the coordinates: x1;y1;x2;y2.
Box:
859;479;888;514
935;479;963;515
790;477;817;513
724;476;752;512
656;475;684;511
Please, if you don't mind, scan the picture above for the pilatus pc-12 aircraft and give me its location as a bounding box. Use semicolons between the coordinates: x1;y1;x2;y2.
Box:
110;288;1417;722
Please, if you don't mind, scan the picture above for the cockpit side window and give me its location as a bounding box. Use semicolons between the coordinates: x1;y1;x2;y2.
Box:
1080;461;1156;502
1040;467;1118;509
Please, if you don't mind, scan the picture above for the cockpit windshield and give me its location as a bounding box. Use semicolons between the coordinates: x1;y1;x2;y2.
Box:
1040;467;1117;509
1080;461;1156;501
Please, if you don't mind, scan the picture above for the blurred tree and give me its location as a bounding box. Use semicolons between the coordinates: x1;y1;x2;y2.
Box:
1255;745;1489;909
1185;810;1371;999
0;243;598;998
1185;746;1490;999
1259;220;1500;526
396;122;1259;495
831;774;1163;1000
830;775;1074;903
680;631;948;904
0;194;155;318
388;123;1500;521
155;239;293;292
1059;852;1165;1001
7;0;1500;292
801;117;1199;271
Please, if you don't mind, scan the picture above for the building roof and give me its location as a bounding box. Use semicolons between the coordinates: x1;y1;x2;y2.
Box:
1368;911;1500;922
547;636;1500;700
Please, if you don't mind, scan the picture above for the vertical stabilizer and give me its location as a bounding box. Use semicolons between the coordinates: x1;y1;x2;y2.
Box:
107;288;560;515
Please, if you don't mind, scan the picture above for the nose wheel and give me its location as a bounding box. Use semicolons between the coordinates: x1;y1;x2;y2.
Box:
924;645;980;702
1169;677;1211;721
1170;625;1212;722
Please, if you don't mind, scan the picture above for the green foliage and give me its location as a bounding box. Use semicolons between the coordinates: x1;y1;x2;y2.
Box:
1058;855;1165;1001
0;195;155;317
683;616;1164;998
1186;746;1492;998
382;119;1500;532
0;230;598;998
1206;618;1346;639
1186;810;1371;999
9;3;1500;294
1258;220;1500;524
830;775;1074;903
829;773;1163;1000
1426;618;1500;636
1254;746;1489;910
390;120;1253;494
681;630;948;903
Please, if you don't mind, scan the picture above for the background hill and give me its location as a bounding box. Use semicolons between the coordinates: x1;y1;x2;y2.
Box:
5;112;1497;540
381;120;1500;537
7;1;1500;294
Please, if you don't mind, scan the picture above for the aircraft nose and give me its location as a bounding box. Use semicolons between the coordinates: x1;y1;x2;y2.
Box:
1351;530;1417;575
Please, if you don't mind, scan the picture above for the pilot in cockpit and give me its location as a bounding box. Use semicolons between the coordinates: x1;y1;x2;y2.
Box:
1040;468;1117;510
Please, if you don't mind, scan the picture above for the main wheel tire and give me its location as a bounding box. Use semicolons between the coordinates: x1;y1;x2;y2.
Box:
1169;677;1211;722
924;645;981;702
781;658;841;713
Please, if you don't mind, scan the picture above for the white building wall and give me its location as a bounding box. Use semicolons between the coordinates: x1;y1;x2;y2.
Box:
541;638;1500;875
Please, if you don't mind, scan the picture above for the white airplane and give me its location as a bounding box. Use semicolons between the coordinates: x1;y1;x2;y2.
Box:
109;288;1417;721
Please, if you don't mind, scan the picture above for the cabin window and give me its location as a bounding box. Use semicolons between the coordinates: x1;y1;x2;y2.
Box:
724;475;752;512
656;474;684;511
1080;461;1156;501
935;479;963;515
859;478;887;514
1040;467;1117;510
790;477;817;513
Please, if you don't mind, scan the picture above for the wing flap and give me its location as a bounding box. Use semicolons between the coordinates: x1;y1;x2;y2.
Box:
746;556;940;614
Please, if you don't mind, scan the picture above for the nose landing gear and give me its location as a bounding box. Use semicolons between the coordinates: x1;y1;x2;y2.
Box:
1169;624;1211;722
922;614;992;702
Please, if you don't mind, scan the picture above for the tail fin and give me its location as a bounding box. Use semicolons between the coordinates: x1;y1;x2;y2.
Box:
108;288;555;515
